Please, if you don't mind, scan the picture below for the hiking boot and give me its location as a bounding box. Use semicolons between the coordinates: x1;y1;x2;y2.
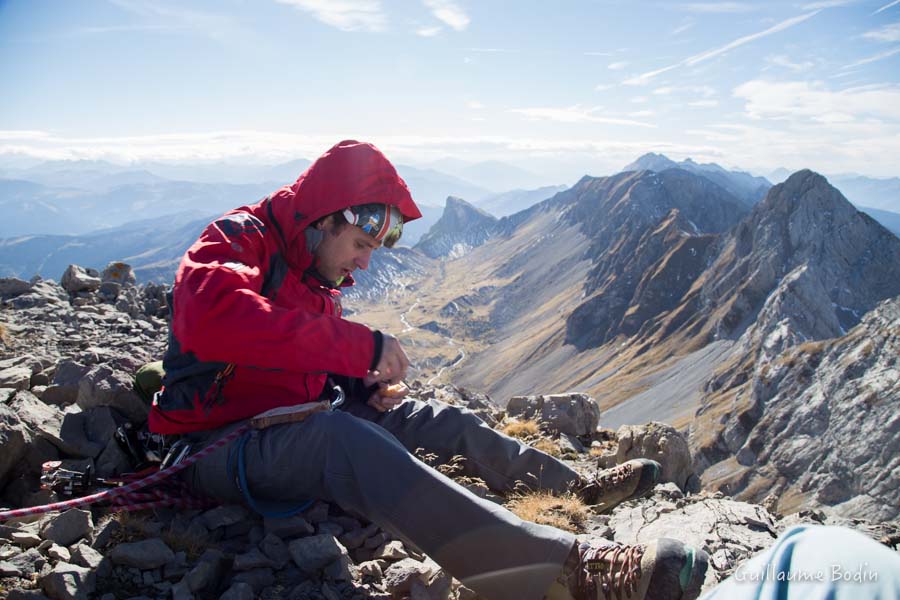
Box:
544;538;709;600
578;459;661;510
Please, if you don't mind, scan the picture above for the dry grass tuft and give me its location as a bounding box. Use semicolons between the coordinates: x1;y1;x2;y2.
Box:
0;323;10;347
531;438;561;457
161;528;209;561
500;419;541;440
506;491;589;533
112;511;209;561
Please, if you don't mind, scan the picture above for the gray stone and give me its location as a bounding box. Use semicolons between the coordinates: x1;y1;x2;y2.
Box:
316;521;344;537
219;582;255;600
607;494;779;591
358;560;383;579
181;561;215;593
604;422;694;490
0;363;32;391
201;504;249;530
76;363;148;422
383;558;437;598
71;543;104;570
40;562;95;600
339;523;380;550
90;518;120;549
170;580;192;600
58;412;105;458
0;559;23;576
46;543;71;562
0;277;32;298
507;393;601;436
60;266;101;294
98;281;121;302
8;548;46;577
94;437;132;478
262;514;314;539
374;540;409;561
8;591;52;600
109;538;175;569
231;567;275;592
233;547;276;571
40;510;93;547
288;534;348;574
42;361;90;407
12;531;43;548
101;262;136;287
259;533;289;568
0;402;32;486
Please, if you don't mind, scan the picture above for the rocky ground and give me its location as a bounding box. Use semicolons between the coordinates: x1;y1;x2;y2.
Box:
1;263;898;600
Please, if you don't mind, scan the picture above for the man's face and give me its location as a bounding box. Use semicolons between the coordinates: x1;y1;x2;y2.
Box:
314;215;381;283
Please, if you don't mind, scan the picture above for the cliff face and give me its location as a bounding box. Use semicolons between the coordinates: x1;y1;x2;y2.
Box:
701;297;900;521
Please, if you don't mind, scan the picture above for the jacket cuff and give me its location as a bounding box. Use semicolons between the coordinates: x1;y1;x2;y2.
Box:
370;330;384;371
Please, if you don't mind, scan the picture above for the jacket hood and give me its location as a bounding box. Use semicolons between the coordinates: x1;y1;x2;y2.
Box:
266;140;421;271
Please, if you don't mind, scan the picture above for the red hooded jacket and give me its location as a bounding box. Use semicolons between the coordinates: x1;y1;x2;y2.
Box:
148;140;422;434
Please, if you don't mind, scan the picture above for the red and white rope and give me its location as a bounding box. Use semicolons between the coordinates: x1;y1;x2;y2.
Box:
0;424;248;522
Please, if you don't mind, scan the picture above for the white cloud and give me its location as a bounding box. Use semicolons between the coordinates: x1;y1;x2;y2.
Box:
275;0;387;32
423;0;469;31
608;61;629;70
671;20;695;35
624;11;820;85
509;106;656;128
863;23;900;43
653;86;676;95
467;47;516;53
874;0;900;14
466;100;485;109
629;110;656;117
594;83;615;91
677;3;756;13
688;99;719;107
734;79;900;123
584;51;614;56
765;54;815;71
631;96;649;103
416;25;442;36
842;46;900;69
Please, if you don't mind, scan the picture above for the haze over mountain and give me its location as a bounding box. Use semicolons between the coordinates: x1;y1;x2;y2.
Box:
623;153;772;207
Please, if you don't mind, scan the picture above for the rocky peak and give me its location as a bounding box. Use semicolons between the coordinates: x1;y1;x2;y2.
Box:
414;196;498;259
561;169;747;349
699;169;900;350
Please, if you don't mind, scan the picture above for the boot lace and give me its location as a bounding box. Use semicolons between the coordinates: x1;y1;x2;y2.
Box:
580;543;645;600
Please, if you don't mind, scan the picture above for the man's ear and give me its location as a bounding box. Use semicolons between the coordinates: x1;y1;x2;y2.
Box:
316;215;333;231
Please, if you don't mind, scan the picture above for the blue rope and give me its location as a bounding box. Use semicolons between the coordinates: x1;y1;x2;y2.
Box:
227;430;313;518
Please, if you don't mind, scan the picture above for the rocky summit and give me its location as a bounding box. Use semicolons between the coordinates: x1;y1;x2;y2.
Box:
1;261;898;600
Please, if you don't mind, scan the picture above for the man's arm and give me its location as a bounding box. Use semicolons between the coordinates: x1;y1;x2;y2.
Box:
171;215;376;378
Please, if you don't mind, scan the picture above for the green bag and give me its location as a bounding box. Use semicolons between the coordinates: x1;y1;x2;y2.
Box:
134;360;165;405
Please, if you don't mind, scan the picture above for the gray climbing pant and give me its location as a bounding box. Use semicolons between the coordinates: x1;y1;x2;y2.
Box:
182;399;581;600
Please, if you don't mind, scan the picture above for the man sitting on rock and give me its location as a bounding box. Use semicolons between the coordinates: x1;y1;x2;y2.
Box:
148;139;709;600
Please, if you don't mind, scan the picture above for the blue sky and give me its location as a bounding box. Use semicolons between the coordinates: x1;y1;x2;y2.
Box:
1;0;899;183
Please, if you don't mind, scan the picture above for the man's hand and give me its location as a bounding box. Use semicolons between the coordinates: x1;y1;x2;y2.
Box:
366;378;409;412
374;333;409;384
